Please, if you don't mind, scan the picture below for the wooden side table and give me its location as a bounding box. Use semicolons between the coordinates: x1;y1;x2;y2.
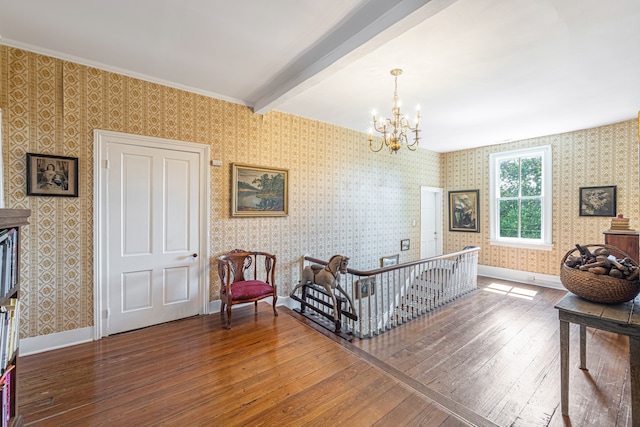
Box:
555;293;640;426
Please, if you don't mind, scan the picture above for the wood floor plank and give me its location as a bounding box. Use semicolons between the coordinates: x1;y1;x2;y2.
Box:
447;288;561;414
22;309;315;421
301;378;409;426
39;325;352;424
372;392;447;426
347;277;633;427
19;276;634;426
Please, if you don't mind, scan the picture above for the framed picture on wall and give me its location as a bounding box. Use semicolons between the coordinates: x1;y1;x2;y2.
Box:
449;190;479;232
401;239;410;251
381;254;399;268
355;277;376;299
26;153;79;197
579;185;617;217
231;163;288;217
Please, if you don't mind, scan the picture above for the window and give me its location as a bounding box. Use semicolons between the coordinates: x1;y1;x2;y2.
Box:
489;146;552;250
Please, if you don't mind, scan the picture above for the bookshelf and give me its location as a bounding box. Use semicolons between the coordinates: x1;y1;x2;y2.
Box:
0;209;30;427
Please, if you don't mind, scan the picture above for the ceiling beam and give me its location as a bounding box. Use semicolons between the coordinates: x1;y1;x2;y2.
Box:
252;0;458;115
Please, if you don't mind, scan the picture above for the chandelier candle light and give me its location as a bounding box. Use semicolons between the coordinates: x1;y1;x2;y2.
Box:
369;68;421;153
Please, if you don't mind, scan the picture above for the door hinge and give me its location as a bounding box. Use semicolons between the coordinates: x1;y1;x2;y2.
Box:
104;308;110;318
104;159;109;169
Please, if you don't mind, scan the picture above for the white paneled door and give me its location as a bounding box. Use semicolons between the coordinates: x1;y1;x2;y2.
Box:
95;131;209;337
420;187;443;259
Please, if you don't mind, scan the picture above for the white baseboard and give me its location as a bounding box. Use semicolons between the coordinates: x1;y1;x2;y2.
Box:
20;326;94;356
478;264;563;290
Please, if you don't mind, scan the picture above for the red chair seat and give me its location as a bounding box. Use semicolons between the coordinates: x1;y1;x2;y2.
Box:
231;280;274;301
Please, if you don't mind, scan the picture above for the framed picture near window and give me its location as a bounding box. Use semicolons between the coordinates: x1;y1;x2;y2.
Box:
449;189;479;232
231;163;288;217
26;153;79;197
579;185;617;217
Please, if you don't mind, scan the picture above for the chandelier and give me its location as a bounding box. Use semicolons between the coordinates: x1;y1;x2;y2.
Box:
368;68;421;153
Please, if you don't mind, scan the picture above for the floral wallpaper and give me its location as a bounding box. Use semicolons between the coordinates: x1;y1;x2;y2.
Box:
1;46;638;340
443;120;639;275
0;47;440;338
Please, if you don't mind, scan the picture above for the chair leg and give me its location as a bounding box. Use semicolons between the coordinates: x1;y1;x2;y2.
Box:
226;304;232;329
254;301;258;311
220;301;231;329
272;295;278;317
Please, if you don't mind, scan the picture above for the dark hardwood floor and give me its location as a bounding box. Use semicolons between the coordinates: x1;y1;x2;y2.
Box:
18;277;633;426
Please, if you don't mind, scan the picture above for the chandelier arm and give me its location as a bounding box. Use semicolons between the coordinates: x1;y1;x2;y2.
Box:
369;137;385;152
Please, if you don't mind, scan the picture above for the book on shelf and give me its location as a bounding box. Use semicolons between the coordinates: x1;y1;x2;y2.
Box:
9;230;17;290
0;365;13;427
0;300;18;373
0;229;16;299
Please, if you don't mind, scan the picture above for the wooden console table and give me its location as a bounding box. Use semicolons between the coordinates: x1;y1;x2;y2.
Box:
555;292;640;426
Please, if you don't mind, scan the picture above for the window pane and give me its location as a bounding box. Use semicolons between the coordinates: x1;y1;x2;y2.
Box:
521;156;542;197
490;146;550;245
499;200;519;237
499;159;519;198
521;199;541;238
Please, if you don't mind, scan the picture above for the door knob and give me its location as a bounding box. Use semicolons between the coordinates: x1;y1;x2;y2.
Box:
192;253;198;258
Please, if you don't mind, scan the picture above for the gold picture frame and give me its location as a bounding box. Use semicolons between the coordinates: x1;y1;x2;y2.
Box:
231;163;288;217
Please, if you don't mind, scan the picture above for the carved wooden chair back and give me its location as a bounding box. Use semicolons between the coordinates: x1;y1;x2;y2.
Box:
217;249;278;329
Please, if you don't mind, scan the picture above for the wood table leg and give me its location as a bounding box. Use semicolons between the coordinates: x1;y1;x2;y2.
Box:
579;324;587;371
560;319;570;415
630;336;640;427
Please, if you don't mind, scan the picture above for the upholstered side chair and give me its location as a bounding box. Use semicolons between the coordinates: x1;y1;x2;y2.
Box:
217;249;278;329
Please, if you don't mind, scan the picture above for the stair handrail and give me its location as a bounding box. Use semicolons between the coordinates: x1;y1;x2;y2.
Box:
303;246;480;277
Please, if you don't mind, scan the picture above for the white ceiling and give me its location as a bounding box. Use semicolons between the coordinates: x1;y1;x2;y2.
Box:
1;0;639;152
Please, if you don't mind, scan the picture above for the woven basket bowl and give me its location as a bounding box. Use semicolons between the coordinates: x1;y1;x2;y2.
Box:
560;244;640;304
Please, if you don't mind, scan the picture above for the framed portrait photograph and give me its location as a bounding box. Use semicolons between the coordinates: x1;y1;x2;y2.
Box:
579;185;617;217
355;277;376;299
231;163;288;217
401;239;410;251
381;254;399;268
449;190;480;232
26;153;78;197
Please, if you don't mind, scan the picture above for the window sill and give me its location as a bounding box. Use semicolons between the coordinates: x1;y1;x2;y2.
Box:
489;239;554;251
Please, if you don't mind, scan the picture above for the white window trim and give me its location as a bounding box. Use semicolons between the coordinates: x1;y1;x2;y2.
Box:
489;145;553;250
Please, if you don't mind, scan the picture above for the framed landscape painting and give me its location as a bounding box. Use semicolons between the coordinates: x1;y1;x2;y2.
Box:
381;254;399;268
231;164;288;217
